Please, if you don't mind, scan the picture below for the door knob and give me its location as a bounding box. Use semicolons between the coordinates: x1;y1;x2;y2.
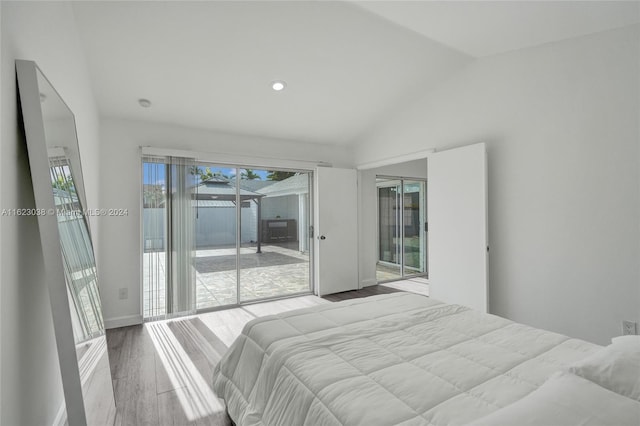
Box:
318;235;326;240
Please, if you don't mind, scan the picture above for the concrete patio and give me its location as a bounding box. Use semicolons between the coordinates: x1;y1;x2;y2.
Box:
143;243;310;317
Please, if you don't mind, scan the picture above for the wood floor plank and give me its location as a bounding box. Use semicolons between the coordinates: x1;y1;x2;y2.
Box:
167;320;205;356
198;308;255;347
322;286;400;302
381;279;429;296
157;389;197;426
107;327;133;379
116;354;159;426
128;324;156;359
106;327;126;351
176;319;227;365
189;318;229;358
155;352;180;395
112;378;127;426
157;388;231;426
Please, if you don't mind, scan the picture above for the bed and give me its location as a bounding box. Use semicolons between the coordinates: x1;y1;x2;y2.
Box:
213;292;640;425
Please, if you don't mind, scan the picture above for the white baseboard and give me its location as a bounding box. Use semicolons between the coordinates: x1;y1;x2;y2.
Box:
52;401;66;426
105;314;143;329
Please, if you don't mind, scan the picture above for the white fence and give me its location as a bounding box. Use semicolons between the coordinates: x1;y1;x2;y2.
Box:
143;205;259;250
143;193;307;251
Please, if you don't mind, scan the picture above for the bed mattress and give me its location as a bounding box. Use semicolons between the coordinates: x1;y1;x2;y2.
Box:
213;293;600;426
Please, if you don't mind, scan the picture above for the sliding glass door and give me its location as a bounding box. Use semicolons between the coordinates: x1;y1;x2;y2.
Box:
376;177;427;282
238;169;312;303
143;158;312;319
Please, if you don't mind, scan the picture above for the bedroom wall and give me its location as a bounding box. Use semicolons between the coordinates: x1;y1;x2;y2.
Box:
358;158;428;288
0;2;100;425
0;5;3;421
98;118;354;327
354;25;640;345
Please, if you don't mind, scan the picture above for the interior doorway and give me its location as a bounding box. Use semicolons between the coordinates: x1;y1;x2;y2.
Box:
376;176;427;282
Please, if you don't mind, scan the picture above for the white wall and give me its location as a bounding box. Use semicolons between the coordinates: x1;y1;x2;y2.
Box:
99;118;353;327
0;5;3;422
355;25;640;344
0;2;100;425
358;159;428;288
262;194;299;221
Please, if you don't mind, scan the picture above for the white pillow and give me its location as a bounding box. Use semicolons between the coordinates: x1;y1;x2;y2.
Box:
470;371;640;426
612;335;640;349
568;336;640;401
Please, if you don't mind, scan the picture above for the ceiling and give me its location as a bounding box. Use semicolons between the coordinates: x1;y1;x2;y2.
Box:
355;1;640;58
72;1;639;147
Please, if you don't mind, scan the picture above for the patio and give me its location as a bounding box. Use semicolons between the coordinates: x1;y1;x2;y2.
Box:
143;242;310;317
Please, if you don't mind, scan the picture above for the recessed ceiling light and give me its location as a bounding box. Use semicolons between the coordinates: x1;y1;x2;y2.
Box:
138;98;152;108
271;81;286;92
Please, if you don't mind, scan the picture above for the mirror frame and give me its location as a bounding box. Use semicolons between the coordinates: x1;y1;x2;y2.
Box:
16;59;102;426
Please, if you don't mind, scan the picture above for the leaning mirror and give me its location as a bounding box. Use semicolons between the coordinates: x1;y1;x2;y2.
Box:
16;60;116;426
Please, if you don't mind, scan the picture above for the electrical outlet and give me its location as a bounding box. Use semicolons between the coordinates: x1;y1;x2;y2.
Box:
622;321;638;335
118;288;128;300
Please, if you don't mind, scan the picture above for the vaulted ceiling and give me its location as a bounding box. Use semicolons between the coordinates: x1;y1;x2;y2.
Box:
72;1;639;146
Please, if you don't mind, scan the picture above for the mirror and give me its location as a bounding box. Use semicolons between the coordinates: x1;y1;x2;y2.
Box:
16;60;116;426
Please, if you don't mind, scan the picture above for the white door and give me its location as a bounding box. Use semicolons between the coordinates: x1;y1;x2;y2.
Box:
428;143;488;312
314;167;359;296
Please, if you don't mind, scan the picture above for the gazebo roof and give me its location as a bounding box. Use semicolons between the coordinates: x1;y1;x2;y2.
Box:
194;178;264;201
259;174;309;196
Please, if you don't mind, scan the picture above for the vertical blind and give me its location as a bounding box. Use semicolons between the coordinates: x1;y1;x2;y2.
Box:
169;156;196;317
142;155;196;320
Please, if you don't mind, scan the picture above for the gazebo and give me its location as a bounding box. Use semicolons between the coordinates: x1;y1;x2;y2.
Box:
192;176;265;252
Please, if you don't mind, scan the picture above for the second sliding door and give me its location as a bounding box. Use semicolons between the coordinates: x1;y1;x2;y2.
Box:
376;177;427;282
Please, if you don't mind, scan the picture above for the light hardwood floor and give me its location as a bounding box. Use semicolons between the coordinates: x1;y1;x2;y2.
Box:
106;281;427;425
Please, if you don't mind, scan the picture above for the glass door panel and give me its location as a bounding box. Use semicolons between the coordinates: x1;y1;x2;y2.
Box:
193;164;239;310
402;180;426;276
376;178;403;281
239;169;312;302
142;160;168;319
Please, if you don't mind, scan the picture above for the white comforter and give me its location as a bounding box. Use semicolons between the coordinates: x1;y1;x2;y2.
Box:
213;293;599;426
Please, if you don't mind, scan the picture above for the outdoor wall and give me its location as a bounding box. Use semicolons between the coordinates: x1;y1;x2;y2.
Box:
354;25;640;345
358;159;428;288
0;2;100;425
194;206;258;247
99;118;353;327
143;206;259;249
262;194;299;221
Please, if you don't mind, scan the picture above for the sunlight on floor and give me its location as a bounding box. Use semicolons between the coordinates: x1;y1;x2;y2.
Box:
147;322;225;421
